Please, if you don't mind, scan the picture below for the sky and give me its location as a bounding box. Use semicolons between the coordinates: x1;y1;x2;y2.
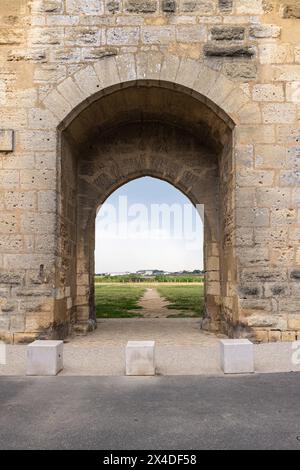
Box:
95;177;204;273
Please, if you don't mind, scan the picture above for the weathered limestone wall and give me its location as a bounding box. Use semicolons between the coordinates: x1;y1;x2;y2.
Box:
0;0;299;343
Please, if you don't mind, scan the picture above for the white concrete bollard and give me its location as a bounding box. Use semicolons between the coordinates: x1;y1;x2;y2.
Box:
126;341;155;376
220;339;254;374
26;340;63;376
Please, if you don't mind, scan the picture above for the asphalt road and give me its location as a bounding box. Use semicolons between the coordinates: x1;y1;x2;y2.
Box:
0;373;300;450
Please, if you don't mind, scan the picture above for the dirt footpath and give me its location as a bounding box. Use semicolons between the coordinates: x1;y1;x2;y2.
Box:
137;287;180;318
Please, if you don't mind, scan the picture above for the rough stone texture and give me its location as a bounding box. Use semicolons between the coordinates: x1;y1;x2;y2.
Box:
162;0;176;12
125;0;157;13
0;0;299;344
211;26;245;41
0;130;14;152
281;4;300;19
218;0;232;12
249;25;281;39
204;44;255;58
223;63;257;80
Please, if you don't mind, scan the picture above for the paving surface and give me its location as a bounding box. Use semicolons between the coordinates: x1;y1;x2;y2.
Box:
0;319;222;376
1;319;300;376
0;374;300;450
74;318;220;347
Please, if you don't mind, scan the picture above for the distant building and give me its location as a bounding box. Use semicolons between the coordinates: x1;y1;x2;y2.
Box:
109;272;131;277
136;270;154;276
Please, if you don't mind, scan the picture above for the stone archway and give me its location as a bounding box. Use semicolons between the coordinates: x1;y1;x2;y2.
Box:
36;53;265;341
57;78;236;337
0;5;298;345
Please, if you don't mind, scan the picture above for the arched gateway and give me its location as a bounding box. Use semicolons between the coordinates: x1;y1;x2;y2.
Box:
46;54;248;340
0;35;299;344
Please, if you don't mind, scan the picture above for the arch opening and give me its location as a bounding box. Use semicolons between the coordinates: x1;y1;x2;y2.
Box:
57;81;236;337
94;176;204;320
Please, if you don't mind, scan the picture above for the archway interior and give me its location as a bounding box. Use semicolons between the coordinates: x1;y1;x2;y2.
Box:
58;82;235;335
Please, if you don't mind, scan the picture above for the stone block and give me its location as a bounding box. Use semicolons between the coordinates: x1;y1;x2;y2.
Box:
286;82;300;103
126;340;155;376
204;44;255;58
116;54;137;82
236;125;275;145
0;130;14;152
237;169;274;188
43;89;72;122
26;340;63;376
7;49;47;62
252;84;284;102
281;4;300;19
66;0;103;14
20;169;56;190
176;25;206;42
282;331;297;342
142;26;175;44
235;145;254;169
241;268;287;284
176;57;201;88
28;28;64;46
255;146;286;169
269;331;282;342
249;25;281;39
288;315;300;331
220;339;254;374
218;0;232;12
256;188;289;210
273;65;300;82
82;47;117;61
65;27;101;47
180;0;214;13
107;27;140;46
107;1;120;12
211;26;245;41
31;0;63;13
162;0;176;12
57;77;85;108
74;65;102;97
223;63;257;80
239;103;261;125
221;87;250;114
136;52;163;80
0;28;24;45
236;0;263;14
253;330;269;343
125;0;157;12
259;44;293;65
290;270;300;280
94;56;120;88
262;103;296;124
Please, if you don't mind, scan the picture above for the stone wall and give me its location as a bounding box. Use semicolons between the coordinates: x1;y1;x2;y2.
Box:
0;0;299;343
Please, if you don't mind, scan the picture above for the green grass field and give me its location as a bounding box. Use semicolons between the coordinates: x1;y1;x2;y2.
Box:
95;284;146;318
156;285;204;317
95;283;204;318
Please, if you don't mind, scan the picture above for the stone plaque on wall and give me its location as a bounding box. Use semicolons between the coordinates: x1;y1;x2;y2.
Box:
0;130;14;152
